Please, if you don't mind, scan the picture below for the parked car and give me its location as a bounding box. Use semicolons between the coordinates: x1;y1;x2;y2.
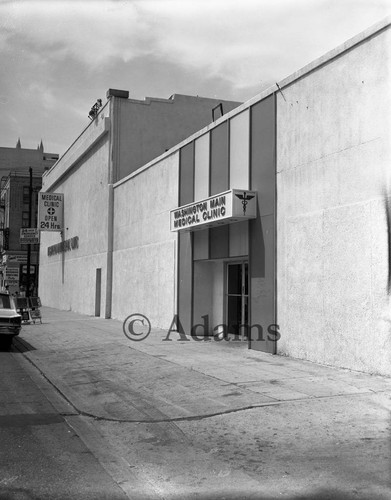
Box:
0;293;22;348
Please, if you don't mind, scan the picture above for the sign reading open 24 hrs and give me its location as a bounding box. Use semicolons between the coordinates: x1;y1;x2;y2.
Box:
38;192;64;231
170;189;257;232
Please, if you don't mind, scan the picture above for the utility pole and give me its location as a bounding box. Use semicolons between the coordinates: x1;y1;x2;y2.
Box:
26;167;32;298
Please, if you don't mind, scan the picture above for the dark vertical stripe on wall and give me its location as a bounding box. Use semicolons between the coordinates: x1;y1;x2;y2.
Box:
210;122;229;196
177;143;194;335
208;122;229;258
249;94;276;354
227;119;231;189
193;229;209;261
252;98;275;217
210;226;229;259
178;231;193;335
179;142;194;205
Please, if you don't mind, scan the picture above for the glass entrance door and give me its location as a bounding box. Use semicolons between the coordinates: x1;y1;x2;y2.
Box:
226;262;248;339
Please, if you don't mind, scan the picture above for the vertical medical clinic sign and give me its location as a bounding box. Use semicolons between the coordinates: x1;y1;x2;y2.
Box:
38;193;64;231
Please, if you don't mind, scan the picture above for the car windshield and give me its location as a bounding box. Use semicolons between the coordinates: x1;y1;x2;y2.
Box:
0;295;12;309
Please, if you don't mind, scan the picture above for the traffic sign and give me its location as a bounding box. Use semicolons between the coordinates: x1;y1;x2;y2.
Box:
20;228;40;245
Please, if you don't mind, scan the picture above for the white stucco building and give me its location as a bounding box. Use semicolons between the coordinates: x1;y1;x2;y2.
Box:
39;18;391;376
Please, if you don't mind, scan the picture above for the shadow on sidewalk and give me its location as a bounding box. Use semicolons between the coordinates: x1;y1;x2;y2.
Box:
4;336;37;353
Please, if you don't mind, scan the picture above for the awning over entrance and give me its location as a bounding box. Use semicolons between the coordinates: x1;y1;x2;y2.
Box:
170;189;257;232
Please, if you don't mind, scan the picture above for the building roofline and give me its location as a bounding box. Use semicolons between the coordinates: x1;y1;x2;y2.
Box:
43;93;242;181
0;146;58;156
114;15;391;188
43;99;111;179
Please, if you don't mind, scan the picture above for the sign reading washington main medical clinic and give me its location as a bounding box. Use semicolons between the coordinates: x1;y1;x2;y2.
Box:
38;192;64;231
170;189;257;232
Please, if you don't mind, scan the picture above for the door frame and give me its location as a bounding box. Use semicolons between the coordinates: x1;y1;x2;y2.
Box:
225;260;249;341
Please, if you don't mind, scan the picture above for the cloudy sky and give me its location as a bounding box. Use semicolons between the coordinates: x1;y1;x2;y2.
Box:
1;0;391;156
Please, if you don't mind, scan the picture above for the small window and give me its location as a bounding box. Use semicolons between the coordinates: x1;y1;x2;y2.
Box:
22;211;29;228
23;186;30;205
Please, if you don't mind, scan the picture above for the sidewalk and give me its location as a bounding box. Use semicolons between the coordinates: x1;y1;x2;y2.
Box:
15;307;391;499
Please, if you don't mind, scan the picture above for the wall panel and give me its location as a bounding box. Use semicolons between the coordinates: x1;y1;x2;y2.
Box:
210;226;229;259
210;123;229;196
178;143;194;334
229;221;249;257
229;110;250;190
178;231;193;334
179;142;194;205
249;95;276;353
194;134;210;201
193;229;209;261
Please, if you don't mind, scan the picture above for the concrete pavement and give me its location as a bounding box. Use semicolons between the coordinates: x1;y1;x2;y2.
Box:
13;307;391;499
0;347;129;500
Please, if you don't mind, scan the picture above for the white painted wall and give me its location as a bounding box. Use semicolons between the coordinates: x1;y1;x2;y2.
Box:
277;27;391;375
111;153;179;328
194;133;210;201
229;109;250;190
39;135;110;315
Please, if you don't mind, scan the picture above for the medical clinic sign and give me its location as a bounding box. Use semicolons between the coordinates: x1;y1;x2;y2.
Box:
38;193;64;231
170;189;257;232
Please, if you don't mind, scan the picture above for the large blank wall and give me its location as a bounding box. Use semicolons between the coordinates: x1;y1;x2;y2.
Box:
277;28;391;375
112;153;179;328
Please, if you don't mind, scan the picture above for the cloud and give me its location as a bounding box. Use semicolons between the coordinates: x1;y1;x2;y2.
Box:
1;0;391;154
1;0;391;91
1;0;154;66
138;0;391;88
28;82;57;110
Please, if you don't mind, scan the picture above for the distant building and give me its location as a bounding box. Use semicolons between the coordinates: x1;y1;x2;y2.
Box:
0;141;59;294
0;140;59;179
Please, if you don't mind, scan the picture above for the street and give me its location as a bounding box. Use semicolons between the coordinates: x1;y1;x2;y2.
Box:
0;309;391;499
0;339;128;500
